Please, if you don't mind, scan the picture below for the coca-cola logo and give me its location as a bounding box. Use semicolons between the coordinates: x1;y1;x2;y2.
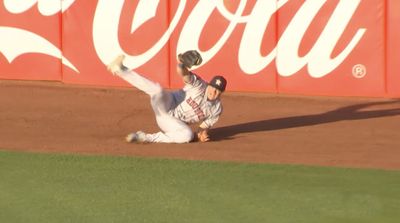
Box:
0;0;78;72
1;0;366;78
4;0;75;15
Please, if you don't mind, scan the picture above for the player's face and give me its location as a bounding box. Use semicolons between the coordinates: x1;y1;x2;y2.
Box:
206;86;222;101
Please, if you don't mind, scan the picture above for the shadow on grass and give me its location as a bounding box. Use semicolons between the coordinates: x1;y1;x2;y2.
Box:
210;100;400;141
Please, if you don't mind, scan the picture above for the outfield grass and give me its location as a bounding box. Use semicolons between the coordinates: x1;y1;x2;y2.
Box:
0;150;399;223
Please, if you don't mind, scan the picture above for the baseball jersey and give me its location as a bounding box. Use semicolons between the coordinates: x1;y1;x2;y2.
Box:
169;73;223;129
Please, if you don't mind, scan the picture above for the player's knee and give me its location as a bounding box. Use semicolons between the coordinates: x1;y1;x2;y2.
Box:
152;83;163;96
174;129;193;143
150;85;164;102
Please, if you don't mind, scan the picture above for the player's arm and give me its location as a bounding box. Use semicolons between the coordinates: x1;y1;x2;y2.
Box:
176;63;193;84
196;106;223;142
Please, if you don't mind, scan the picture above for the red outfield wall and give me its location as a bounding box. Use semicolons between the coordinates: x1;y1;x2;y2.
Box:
0;0;399;97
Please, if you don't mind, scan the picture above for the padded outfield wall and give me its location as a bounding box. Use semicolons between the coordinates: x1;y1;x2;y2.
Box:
0;0;399;97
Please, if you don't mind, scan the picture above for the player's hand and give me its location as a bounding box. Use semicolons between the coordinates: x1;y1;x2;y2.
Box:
178;50;202;69
197;130;210;142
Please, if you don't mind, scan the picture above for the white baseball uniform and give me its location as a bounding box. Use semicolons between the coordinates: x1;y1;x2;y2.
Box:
116;70;223;143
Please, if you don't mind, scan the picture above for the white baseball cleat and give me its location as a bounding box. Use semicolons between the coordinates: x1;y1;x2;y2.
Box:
107;54;127;75
126;131;147;143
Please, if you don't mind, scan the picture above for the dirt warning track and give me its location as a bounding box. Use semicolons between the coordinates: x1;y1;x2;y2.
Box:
1;80;400;170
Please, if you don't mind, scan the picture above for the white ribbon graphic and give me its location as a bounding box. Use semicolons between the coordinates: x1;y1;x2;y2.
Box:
0;27;78;72
4;0;75;16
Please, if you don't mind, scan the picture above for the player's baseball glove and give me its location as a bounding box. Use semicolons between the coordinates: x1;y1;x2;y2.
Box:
178;50;202;69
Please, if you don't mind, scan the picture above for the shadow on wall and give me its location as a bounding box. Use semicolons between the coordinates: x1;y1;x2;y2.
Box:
210;100;400;141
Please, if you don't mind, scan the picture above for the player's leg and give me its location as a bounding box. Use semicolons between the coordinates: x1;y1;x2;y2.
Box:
144;130;193;143
126;114;193;143
117;70;163;96
108;55;176;113
128;94;193;143
109;55;192;143
108;54;161;96
127;96;193;144
119;76;192;143
153;113;193;143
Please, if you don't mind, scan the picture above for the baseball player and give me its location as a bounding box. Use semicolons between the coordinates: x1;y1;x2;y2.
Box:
107;50;227;143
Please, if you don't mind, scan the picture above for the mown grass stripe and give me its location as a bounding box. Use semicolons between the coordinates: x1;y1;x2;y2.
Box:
1;150;399;223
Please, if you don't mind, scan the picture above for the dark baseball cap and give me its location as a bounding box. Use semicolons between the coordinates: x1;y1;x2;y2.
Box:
209;75;227;92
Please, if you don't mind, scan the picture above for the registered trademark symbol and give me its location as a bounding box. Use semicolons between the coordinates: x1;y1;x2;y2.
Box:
352;64;367;78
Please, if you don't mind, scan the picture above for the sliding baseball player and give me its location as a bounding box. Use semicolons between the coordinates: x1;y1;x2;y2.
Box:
107;50;227;143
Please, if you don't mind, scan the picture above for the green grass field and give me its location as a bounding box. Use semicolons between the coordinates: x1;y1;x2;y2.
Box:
1;150;399;223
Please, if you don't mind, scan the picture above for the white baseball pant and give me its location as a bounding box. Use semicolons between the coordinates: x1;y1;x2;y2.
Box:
117;70;193;143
